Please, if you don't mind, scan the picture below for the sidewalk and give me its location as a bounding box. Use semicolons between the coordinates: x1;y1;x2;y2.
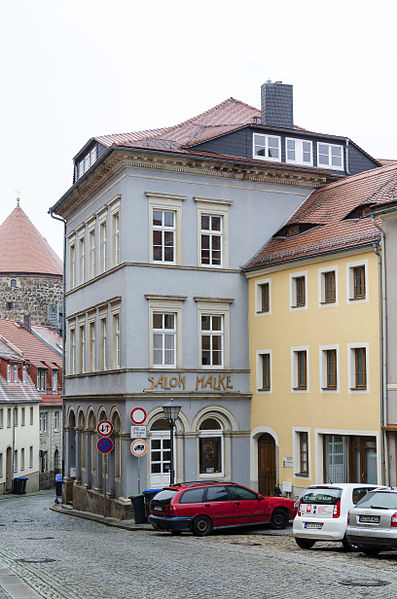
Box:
50;502;153;531
0;566;41;599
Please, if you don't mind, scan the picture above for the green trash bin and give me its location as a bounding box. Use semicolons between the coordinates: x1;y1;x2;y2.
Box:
129;494;146;524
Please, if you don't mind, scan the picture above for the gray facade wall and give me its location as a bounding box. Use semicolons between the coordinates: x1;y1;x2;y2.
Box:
63;161;313;508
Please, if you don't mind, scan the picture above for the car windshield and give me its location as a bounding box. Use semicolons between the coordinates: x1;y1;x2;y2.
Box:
151;489;177;504
355;491;397;510
300;488;342;505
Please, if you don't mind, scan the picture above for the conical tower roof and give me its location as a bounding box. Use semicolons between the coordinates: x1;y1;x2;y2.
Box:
0;202;62;275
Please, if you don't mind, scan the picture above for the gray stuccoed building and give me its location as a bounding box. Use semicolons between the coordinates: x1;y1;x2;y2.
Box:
50;81;380;518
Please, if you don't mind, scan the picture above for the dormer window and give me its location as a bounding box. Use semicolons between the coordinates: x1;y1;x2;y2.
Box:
344;205;374;220
286;138;313;166
287;224;300;236
317;143;344;170
253;134;281;162
76;146;97;180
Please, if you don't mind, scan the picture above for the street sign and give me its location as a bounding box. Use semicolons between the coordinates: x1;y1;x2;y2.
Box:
131;425;147;439
97;420;113;436
97;437;114;454
130;407;147;425
130;438;148;457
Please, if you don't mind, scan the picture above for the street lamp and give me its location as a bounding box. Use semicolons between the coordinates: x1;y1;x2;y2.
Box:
162;399;181;485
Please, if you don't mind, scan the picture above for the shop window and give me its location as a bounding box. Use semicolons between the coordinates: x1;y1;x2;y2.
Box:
199;418;223;475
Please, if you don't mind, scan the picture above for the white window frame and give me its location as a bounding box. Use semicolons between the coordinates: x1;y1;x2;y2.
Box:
317;142;344;171
348;343;370;394
255;277;271;315
0;408;3;428
99;312;107;371
146;192;185;265
346;259;369;304
256;349;272;393
291;346;309;393
289;270;308;311
285;138;313;166
111;305;121;369
196;299;232;369
319;344;340;393
40;411;48;434
68;324;76;375
293;427;311;479
37;368;47;392
29;446;33;468
7;364;11;382
78;320;86;374
110;200;121;267
147;296;184;369
98;210;107;274
87;219;96;279
67;234;76;290
21;407;25;426
88;314;96;372
198;418;224;477
52;370;58;393
194;198;231;269
77;228;85;285
54;411;60;432
20;448;25;471
318;265;338;307
253;133;281;162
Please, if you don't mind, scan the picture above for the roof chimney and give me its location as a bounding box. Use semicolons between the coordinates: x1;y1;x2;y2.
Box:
261;80;294;129
23;314;31;332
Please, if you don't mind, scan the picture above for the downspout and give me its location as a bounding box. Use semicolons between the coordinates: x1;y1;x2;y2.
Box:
371;215;389;486
12;405;16;491
345;139;350;175
49;210;66;478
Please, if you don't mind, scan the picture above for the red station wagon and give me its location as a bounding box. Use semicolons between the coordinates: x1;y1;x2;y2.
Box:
148;481;297;536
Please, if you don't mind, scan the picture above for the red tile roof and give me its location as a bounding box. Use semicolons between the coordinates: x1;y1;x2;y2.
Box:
0;203;62;275
0;375;42;404
94;98;309;158
0;320;62;369
245;163;397;270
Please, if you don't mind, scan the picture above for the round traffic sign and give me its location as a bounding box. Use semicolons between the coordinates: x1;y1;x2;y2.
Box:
97;420;113;436
130;407;147;425
97;437;114;454
130;438;148;457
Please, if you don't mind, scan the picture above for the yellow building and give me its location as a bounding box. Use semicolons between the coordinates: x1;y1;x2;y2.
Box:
244;167;392;496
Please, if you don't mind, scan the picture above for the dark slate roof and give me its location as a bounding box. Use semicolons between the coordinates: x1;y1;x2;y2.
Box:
245;163;397;270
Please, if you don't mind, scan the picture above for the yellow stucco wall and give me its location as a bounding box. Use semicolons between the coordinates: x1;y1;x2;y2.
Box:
248;248;381;493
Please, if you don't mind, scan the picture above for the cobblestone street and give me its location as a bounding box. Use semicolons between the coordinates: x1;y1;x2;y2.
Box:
1;491;397;598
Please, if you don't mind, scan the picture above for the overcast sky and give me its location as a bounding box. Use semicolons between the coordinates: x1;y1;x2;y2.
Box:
1;0;396;259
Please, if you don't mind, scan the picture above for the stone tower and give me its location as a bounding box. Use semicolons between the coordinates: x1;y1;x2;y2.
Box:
0;201;63;328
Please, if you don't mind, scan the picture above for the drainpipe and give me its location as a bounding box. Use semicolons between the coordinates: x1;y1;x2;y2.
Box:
12;405;16;491
49;210;66;478
345;139;350;175
371;215;389;486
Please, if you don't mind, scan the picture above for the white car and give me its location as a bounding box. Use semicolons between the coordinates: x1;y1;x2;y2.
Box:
293;483;383;550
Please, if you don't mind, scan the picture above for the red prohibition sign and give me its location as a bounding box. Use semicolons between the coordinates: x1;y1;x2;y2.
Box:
97;420;113;436
97;437;114;454
130;407;147;425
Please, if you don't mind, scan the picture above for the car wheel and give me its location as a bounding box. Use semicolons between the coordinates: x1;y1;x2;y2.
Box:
192;515;213;537
170;530;182;536
270;508;289;529
295;537;316;549
361;546;380;556
342;535;358;552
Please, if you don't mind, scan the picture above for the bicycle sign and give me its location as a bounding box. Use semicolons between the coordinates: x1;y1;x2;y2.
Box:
97;420;113;437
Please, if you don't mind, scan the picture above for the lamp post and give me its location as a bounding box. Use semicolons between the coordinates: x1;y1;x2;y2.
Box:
162;399;181;485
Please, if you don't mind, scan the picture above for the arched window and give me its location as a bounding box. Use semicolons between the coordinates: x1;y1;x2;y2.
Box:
10;279;17;288
199;417;223;475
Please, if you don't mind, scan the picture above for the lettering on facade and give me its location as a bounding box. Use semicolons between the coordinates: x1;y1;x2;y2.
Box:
144;373;233;392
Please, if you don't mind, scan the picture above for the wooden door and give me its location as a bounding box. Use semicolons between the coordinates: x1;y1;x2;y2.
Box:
258;434;276;496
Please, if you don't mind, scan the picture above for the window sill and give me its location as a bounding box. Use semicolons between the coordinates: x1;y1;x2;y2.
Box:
294;472;309;477
349;387;367;391
320;300;336;305
348;297;366;301
321;387;338;391
257;388;271;393
292;387;307;391
291;304;306;309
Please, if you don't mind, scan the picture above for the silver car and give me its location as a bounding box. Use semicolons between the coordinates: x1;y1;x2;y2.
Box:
346;488;397;556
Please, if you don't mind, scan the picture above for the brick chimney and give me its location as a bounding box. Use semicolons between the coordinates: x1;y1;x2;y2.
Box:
261;80;294;129
23;314;31;331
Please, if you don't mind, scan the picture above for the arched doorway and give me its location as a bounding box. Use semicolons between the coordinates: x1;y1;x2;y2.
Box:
258;433;276;496
149;418;171;488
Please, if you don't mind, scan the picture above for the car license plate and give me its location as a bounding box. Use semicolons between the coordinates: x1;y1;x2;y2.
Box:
359;515;380;523
304;522;323;529
153;505;163;512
